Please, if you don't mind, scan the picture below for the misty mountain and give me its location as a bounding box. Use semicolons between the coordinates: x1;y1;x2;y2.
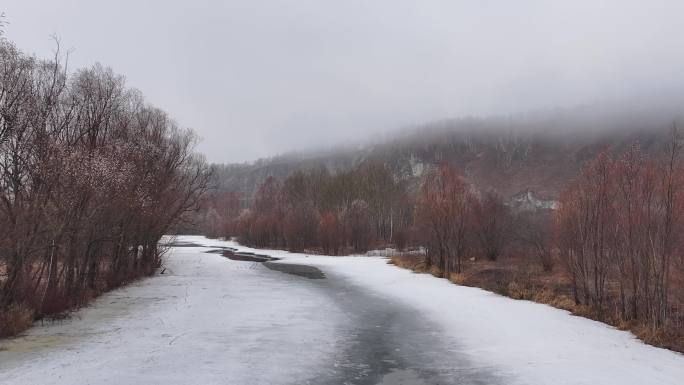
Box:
212;103;683;206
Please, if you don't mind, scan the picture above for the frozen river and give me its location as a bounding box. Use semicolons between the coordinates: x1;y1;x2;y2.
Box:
1;236;683;385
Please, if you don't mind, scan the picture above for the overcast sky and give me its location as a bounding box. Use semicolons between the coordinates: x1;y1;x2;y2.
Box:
3;1;684;163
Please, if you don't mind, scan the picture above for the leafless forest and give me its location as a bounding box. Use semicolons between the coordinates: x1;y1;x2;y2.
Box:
0;31;210;335
198;127;684;352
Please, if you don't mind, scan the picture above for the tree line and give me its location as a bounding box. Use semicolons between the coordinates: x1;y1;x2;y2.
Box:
557;128;684;330
211;161;529;267
203;128;684;343
0;34;209;334
231;163;414;254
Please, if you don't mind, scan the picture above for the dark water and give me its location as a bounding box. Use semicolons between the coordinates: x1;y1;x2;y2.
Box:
314;271;504;385
164;241;205;247
263;261;326;279
215;248;506;385
220;249;325;278
211;248;279;262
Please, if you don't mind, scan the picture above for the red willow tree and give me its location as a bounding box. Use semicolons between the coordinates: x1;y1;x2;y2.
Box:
229;162;512;274
472;191;511;262
200;191;243;238
0;36;209;330
232;162;413;254
556;150;616;312
556;130;684;328
415;164;475;276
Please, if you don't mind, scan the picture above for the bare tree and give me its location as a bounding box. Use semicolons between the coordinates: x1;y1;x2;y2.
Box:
515;210;554;272
415;164;474;276
472;191;511;261
0;35;209;331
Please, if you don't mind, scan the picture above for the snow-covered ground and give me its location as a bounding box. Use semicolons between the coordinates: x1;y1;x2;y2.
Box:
0;239;342;385
1;235;683;385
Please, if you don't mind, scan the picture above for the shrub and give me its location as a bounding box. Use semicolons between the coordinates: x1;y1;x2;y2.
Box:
0;303;34;337
448;272;468;285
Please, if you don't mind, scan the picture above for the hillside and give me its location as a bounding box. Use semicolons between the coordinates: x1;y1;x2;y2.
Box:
212;104;681;205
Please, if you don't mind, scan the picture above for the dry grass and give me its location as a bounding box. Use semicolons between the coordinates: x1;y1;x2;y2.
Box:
506;281;530;299
0;255;162;339
0;303;34;337
387;254;426;272
389;252;684;353
427;266;441;277
448;272;468;285
632;323;684;352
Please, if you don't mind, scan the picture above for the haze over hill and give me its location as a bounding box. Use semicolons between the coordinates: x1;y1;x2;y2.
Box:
4;0;684;162
212;99;684;203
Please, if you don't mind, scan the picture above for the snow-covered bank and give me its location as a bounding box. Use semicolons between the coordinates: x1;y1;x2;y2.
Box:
2;235;683;385
195;236;684;385
0;241;342;385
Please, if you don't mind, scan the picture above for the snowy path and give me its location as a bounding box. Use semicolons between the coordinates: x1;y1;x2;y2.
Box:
1;236;683;385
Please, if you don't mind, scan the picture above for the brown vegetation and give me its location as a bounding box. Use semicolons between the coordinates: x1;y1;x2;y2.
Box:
385;130;684;353
203;128;684;353
556;128;684;344
226;163;414;254
0;34;209;336
415;165;474;276
390;249;684;353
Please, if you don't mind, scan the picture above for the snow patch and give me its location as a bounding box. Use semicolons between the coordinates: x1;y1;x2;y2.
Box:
509;190;558;211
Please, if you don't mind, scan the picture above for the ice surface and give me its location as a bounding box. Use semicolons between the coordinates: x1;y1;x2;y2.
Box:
0;242;340;385
1;235;683;385
198;236;684;385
